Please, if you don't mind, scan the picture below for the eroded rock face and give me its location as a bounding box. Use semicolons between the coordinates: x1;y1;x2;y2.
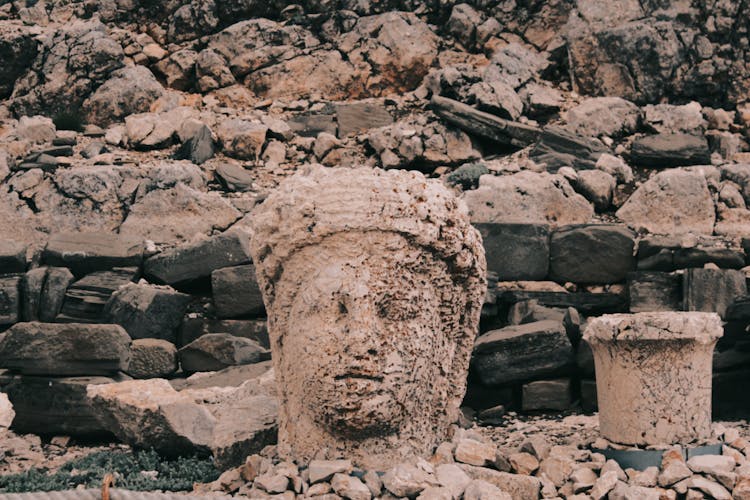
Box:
249;166;486;469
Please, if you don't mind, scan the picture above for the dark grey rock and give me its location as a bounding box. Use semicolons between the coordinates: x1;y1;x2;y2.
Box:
104;283;192;343
0;24;38;100
472;320;574;386
549;224;636;284
336;101;393;138
0;322;131;376
576;341;594;377
179;333;269;373
43;232;144;277
628;271;682;313
144;230;252;289
39;267;75;322
0;241;26;274
473;223;550;281
3;374;123;436
0;275;21;326
637;236;745;271
580;379;597;413
630;133;711;168
287;114;337;137
39;145;74;157
529;126;609;171
178;317;268;348
522;379;572;411
447;162;489;190
726;296;750;322
126;339;178;379
684;268;747;319
58;267;140;323
713;369;750;419
175;125;215;165
21;267;47;321
215;162;254;192
211;264;264;319
497;286;628;315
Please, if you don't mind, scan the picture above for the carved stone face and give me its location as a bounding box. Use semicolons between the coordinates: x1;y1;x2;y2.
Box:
248;165;486;469
270;231;463;463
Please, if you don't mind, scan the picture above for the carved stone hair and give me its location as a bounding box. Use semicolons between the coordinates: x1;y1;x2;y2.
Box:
249;164;486;308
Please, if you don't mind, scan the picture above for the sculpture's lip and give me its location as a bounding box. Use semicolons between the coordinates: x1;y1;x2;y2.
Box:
333;373;384;382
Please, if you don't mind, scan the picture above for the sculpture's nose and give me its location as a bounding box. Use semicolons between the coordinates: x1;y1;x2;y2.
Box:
335;297;383;361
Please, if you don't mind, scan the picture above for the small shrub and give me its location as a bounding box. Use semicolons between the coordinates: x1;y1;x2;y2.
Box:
446;162;489;190
0;449;220;493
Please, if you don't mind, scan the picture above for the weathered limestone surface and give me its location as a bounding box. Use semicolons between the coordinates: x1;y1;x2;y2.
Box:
0;322;131;376
583;312;723;445
249;165;487;469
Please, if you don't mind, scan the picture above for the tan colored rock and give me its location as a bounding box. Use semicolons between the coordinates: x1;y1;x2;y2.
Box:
0;392;14;428
583;312;723;445
331;473;372;500
590;471;619;499
509;452;539;475
458;464;541;500
616;169;715;235
309;460;353;484
462;171;593;226
249;166;486;469
455;439;497;467
463;479;512;500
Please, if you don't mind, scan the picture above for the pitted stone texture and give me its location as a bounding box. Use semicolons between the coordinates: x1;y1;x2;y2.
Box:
583;312;723;445
463;171;594;226
249;165;486;470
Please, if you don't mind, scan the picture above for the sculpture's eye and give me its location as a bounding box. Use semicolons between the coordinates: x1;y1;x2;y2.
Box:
338;300;348;315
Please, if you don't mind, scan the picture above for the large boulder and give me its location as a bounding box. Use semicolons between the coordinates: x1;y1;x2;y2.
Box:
4;374;124;436
0;322;131;376
472;320;574;386
548;225;636;284
43;231;144;277
565;97;641;138
126;339;178;379
179;333;269;373
83;65;165;127
144;230;252;288
211;264;265;319
462;172;594;226
104;283;192;343
616;169;715;235
87;370;278;467
11;19;124;118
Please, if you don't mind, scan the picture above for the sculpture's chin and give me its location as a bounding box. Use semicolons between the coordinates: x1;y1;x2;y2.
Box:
309;380;405;439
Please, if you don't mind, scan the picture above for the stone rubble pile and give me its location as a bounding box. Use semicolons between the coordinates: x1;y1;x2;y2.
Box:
194;421;750;500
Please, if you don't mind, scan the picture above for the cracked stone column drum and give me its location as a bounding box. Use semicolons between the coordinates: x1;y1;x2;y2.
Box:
248;165;487;469
583;312;723;446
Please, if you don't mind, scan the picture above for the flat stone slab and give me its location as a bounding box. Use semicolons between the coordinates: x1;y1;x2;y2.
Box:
179;333;269;373
0;322;132;376
144;230;252;288
58;267;140;323
43;232;144;276
627;272;682;313
473;223;549;281
683;268;747;319
0;241;26;274
178;317;268;349
3;374;123;436
336;101;393;137
548;224;636;284
630;133;711;168
584;312;723;342
104;282;191;343
472;320;573;386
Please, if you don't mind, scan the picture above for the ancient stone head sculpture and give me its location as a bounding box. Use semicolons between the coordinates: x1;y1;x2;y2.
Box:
249;165;486;469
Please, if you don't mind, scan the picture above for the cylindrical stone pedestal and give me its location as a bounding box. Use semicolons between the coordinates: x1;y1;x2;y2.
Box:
583;312;723;446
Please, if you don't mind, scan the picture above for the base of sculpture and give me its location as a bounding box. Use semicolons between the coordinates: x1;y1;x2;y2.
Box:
583;312;723;446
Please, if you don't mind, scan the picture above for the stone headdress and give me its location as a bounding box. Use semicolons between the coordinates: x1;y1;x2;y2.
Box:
248;165;487;310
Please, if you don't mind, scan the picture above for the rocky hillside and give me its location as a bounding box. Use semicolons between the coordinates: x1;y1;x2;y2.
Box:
1;0;750;448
